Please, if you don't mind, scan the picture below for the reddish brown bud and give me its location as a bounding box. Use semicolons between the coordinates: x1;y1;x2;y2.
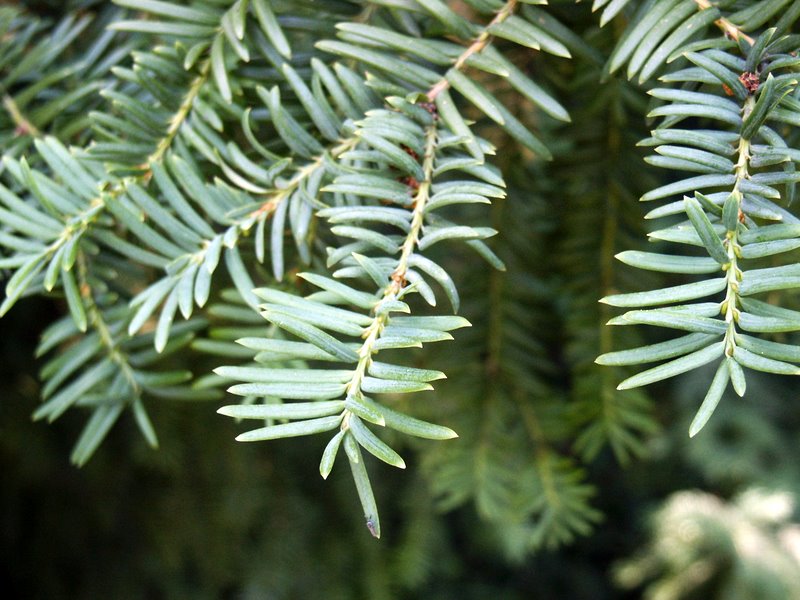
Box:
419;101;438;118
401;145;419;161
397;175;419;190
739;72;759;95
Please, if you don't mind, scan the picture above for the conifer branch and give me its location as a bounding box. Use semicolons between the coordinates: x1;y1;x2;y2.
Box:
77;251;141;398
341;123;438;430
145;59;211;170
721;95;755;358
244;136;360;224
427;0;518;101
600;19;800;438
692;0;755;45
3;0;796;557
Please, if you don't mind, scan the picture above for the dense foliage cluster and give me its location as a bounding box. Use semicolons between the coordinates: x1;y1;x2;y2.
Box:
2;0;800;597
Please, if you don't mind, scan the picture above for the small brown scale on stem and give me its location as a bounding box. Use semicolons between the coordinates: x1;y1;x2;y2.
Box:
739;71;760;95
398;175;420;189
418;102;439;119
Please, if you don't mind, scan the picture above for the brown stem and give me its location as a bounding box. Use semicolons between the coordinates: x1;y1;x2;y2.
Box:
144;59;211;175
3;93;41;137
77;252;141;395
426;0;519;101
693;0;755;46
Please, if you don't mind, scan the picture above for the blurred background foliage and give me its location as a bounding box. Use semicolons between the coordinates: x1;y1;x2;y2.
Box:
2;0;800;598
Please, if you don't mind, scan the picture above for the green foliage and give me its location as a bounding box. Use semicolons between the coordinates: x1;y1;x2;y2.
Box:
597;4;800;439
1;0;799;577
